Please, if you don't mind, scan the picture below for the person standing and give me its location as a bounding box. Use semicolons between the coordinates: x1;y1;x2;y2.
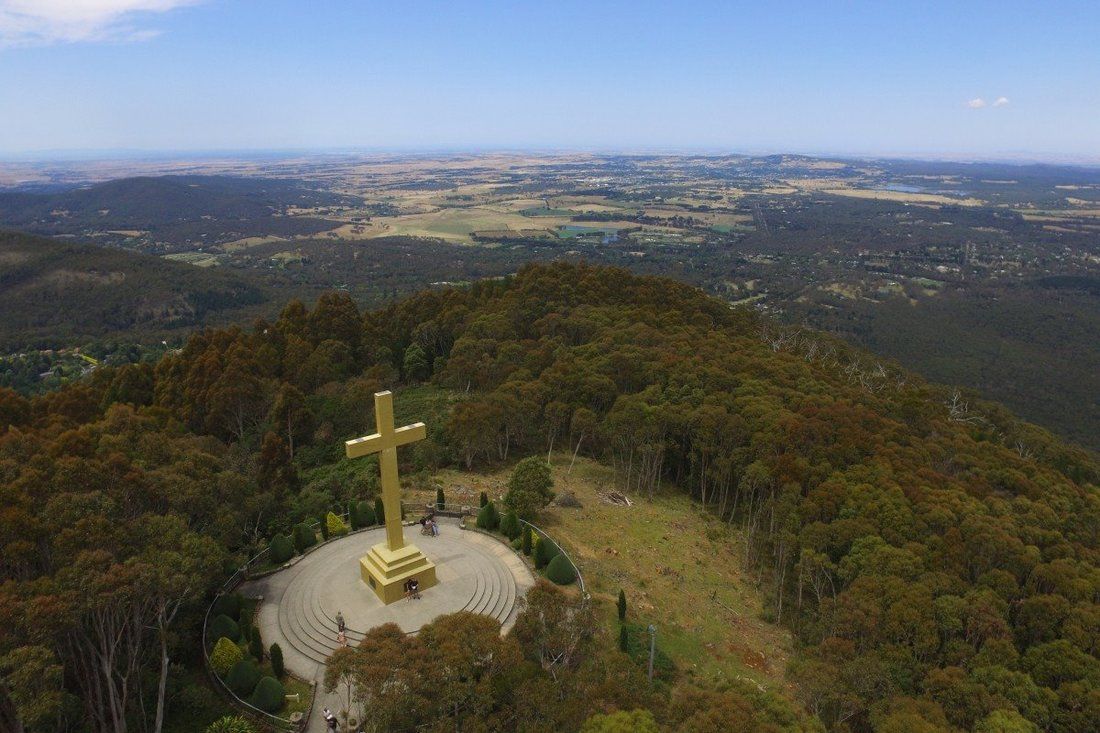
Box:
335;611;345;633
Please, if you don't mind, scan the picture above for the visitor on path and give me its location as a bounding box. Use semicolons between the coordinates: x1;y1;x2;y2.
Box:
410;577;420;599
335;611;345;633
323;708;337;731
337;629;347;647
430;518;440;536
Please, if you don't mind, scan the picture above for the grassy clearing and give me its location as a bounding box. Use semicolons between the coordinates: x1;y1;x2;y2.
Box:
367;207;574;242
425;454;795;694
220;234;292;251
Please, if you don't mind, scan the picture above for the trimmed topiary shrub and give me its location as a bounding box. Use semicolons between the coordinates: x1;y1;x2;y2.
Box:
534;536;560;570
476;501;499;530
350;500;376;529
436;487;445;510
618;589;627;621
250;676;284;714
210;637;243;677
521;524;532;555
479;491;488;508
292;523;316;553
209;615;240;645
545;554;577;585
619;624;629;652
326;511;349;538
269;533;294;563
248;626;263;662
499;511;521;540
318;516;329;541
211;593;242;620
269;643;284;679
374;496;385;524
225;659;261;697
237;609;251;643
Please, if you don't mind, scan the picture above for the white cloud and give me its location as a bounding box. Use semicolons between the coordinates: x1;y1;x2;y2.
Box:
967;98;987;109
993;96;1010;107
0;1;200;47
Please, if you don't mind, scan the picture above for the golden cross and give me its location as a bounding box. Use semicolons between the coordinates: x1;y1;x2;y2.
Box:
345;391;425;551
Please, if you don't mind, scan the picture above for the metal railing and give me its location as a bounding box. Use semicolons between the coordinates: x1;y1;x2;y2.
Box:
202;545;297;732
201;510;355;732
461;510;587;599
516;517;587;598
202;504;588;731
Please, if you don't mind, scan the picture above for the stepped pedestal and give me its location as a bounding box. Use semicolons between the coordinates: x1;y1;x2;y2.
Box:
360;541;437;604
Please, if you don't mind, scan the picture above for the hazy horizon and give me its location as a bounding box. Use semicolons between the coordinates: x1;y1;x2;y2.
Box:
1;1;1099;160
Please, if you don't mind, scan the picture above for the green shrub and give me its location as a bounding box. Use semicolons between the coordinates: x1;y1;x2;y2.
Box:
618;589;627;621
326;511;349;538
350;500;375;529
249;676;284;714
211;593;242;619
545;554;577;585
499;511;521;540
205;715;256;733
248;626;263;662
225;659;261;697
521;524;533;555
436;487;445;510
292;523;316;553
359;501;377;526
504;456;555;521
209;615;240;644
534;536;559;569
479;491;488;508
269;643;284;679
237;609;251;642
374;496;385;524
318;515;329;541
511;537;522;551
269;533;294;563
210;637;243;677
476;501;499;530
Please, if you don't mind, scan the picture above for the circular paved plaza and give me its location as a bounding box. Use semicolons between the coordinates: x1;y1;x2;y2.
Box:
242;518;535;682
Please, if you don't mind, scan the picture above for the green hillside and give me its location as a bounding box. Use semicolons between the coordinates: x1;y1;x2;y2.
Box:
0;229;270;350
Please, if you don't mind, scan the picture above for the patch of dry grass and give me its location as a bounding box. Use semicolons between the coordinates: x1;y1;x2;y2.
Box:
823;187;985;206
424;455;795;692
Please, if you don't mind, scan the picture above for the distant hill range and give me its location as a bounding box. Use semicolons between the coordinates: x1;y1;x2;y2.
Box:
0;175;355;249
0;230;271;350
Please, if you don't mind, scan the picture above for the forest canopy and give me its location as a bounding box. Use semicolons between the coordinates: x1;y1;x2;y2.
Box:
1;262;1097;733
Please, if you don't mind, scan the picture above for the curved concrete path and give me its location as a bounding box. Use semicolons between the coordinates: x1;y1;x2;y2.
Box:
240;518;534;731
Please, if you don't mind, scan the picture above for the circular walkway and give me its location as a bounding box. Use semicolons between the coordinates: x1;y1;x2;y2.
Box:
242;518;535;681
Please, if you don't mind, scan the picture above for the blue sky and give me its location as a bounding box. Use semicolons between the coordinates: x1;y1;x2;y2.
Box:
1;1;1098;159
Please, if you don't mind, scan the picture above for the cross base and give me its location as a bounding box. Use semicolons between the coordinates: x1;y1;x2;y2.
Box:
360;541;438;605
